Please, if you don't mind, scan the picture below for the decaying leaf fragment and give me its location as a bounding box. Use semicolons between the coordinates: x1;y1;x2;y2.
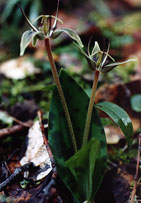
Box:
20;121;52;181
0;58;40;80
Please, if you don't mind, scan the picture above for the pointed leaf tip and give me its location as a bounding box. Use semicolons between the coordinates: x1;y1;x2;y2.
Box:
96;101;133;146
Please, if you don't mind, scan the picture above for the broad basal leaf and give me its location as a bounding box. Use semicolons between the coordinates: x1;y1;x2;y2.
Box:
48;69;107;201
66;138;100;202
96;101;133;146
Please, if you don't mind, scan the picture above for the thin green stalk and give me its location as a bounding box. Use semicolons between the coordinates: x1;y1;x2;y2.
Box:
44;38;77;153
82;70;100;145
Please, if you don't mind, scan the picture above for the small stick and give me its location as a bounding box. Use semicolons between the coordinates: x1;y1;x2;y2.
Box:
37;110;48;146
0;162;34;192
0;111;32;127
10;116;33;127
2;149;20;176
130;134;141;203
37;110;54;167
0;121;33;138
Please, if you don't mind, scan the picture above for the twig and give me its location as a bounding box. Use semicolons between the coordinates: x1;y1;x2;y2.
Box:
0;121;33;138
130;134;141;203
37;110;48;146
26;170;53;203
37;110;54;167
0;111;32;127
10;116;33;127
0;162;34;192
3;149;20;175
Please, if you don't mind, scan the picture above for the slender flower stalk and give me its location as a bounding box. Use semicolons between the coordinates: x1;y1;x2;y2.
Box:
76;41;136;146
82;70;100;145
45;38;77;153
19;5;83;153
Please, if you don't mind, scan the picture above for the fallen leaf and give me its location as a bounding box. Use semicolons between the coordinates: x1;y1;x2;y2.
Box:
104;126;123;144
0;57;40;79
20;121;52;181
95;163;136;203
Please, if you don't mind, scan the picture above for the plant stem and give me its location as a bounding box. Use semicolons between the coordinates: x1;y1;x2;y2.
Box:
82;70;100;145
44;38;77;153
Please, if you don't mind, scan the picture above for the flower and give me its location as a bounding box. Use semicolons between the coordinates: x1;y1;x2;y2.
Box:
20;6;83;56
75;41;136;73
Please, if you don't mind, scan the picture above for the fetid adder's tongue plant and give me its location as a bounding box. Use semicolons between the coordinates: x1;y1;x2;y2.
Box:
20;2;135;202
19;2;83;154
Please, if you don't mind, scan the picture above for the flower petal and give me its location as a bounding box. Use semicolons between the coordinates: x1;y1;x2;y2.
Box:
101;59;137;73
53;28;83;48
91;41;101;56
19;5;38;32
32;31;44;46
20;30;35;56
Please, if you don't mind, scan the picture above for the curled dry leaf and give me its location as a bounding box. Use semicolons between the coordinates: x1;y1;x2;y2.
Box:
20;121;52;181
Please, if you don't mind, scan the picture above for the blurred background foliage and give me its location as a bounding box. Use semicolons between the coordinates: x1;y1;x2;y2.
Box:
0;0;140;57
0;0;140;119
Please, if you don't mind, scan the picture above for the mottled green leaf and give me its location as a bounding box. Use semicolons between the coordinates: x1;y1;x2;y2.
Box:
96;101;133;146
48;69;107;201
66;138;100;202
131;94;141;112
